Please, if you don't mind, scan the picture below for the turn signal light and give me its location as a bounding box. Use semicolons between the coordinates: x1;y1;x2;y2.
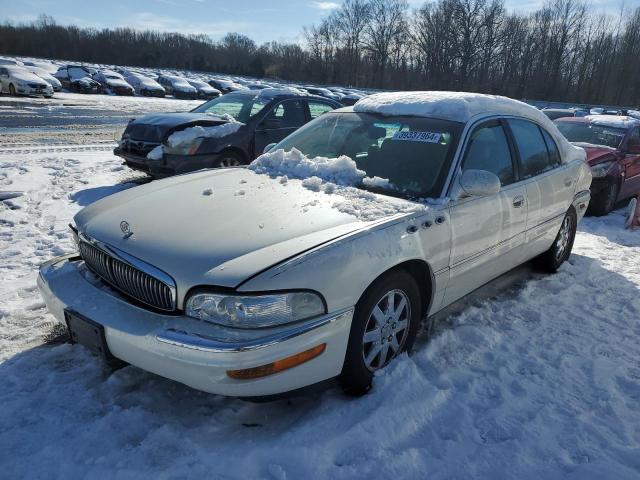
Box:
226;343;326;380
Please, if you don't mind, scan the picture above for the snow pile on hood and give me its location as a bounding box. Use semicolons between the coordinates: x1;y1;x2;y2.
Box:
585;115;640;129
166;116;242;148
571;141;616;151
249;148;367;186
354;91;585;164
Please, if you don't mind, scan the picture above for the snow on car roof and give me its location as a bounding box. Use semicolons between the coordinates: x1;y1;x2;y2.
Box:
354;91;585;163
255;87;306;99
585;115;640;129
355;91;545;123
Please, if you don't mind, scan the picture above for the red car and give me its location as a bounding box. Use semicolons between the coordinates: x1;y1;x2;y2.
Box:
555;115;640;215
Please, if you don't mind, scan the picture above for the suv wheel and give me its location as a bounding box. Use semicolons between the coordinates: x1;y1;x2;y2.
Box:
217;151;243;167
339;270;421;396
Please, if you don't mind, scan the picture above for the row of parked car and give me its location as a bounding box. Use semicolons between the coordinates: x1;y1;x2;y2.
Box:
0;56;368;105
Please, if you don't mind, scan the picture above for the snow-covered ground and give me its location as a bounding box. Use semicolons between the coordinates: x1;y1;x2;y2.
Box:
1;149;640;479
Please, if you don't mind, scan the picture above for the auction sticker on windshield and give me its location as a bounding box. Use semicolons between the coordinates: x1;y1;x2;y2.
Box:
392;131;442;143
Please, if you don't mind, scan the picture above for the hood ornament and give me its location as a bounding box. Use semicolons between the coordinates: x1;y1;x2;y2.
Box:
120;220;133;239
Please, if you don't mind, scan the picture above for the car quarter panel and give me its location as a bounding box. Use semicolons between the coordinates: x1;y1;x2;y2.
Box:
238;208;451;316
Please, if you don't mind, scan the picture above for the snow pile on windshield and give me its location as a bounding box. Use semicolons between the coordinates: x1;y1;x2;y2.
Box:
586;115;640;129
354;91;585;164
249;148;367;186
249;148;418;221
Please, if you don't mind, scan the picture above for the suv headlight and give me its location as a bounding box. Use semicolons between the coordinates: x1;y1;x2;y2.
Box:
185;291;326;328
590;161;614;178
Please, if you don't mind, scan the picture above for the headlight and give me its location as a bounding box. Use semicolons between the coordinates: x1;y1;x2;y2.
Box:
590;161;614;178
185;291;326;328
163;137;204;155
114;126;127;143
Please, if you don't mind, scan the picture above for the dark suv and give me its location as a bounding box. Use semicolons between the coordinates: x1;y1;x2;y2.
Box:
114;90;341;178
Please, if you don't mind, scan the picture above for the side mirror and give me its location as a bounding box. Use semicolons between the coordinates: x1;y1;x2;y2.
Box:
627;139;640;155
457;169;501;198
263;143;277;154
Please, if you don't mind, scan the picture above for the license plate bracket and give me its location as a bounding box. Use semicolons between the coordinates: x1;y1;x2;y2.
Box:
64;309;125;368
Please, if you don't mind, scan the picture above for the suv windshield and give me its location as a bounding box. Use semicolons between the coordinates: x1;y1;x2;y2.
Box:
556;120;625;148
273;112;463;199
191;93;270;123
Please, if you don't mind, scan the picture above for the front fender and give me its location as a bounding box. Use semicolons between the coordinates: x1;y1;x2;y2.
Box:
238;211;448;313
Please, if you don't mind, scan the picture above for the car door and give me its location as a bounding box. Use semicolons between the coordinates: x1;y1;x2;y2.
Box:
620;126;640;198
443;119;527;307
505;118;573;249
0;68;7;92
254;99;307;156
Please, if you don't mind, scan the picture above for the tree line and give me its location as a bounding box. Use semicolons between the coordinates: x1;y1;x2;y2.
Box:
1;1;640;105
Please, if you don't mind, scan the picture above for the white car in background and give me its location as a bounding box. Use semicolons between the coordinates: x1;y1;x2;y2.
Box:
123;72;165;97
23;60;59;74
38;92;591;397
25;65;62;91
157;74;198;99
0;65;53;97
92;70;134;96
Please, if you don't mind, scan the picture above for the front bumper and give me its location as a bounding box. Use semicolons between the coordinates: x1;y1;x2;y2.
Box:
113;147;151;172
147;152;222;178
37;254;352;396
15;85;53;96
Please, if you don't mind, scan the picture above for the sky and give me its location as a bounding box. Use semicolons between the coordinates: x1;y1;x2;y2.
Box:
1;0;636;45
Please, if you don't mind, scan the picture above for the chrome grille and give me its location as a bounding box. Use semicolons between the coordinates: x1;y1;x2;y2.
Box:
79;241;175;311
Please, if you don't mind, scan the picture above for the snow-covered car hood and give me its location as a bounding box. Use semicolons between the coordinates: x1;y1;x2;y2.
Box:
104;78;131;88
571;142;619;165
73;168;391;296
10;70;46;83
125;113;233;142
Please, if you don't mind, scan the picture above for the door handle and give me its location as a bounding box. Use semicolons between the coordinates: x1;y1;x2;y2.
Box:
564;178;573;187
512;195;525;208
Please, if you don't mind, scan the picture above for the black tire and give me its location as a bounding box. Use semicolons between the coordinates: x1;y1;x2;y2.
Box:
339;270;422;396
589;180;619;216
9;84;16;96
216;151;244;168
535;207;577;272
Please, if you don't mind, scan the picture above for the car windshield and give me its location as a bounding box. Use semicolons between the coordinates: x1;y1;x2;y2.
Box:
191;93;270;123
556;120;625;148
68;67;89;79
272;112;463;199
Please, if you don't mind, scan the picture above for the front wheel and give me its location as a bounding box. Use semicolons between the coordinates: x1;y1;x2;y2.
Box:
9;84;16;96
339;270;421;396
216;151;243;168
535;207;577;272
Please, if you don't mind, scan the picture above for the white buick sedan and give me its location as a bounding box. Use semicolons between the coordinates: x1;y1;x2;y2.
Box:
38;92;591;396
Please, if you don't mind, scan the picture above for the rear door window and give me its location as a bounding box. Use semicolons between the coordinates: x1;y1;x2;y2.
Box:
463;121;515;186
508;119;554;178
308;101;335;119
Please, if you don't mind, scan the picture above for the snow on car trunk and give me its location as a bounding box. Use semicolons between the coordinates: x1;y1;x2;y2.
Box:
1;149;640;478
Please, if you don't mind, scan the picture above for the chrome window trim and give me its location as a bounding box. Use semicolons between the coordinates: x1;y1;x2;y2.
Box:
78;232;177;311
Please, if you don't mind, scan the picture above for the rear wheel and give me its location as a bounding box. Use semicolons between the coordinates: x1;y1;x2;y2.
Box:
535;207;577;272
339;270;421;396
590;180;619;216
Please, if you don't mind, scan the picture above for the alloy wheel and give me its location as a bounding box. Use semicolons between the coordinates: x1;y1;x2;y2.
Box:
362;289;411;371
555;215;573;262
